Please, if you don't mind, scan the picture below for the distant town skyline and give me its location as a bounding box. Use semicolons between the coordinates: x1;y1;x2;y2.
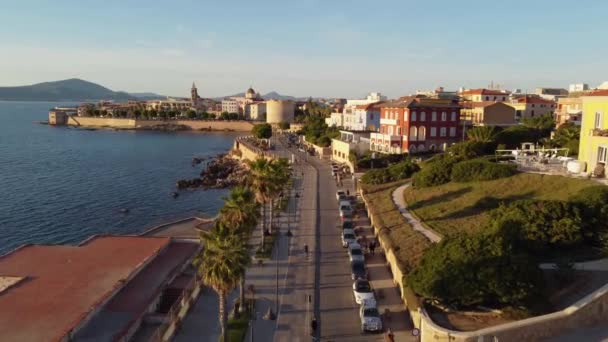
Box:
2;0;607;98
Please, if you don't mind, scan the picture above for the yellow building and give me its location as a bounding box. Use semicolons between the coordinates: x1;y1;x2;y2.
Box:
578;90;608;176
507;95;556;120
460;101;516;127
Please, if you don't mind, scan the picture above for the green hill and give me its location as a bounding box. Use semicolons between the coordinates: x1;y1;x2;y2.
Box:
0;78;135;101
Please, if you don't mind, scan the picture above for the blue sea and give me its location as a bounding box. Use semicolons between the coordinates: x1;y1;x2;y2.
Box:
0;101;237;254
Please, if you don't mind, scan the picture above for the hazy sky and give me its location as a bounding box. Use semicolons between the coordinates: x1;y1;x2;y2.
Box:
1;0;607;98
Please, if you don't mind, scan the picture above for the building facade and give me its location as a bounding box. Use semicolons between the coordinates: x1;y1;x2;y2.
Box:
556;97;583;126
578;90;608;176
460;101;517;127
351;103;382;131
535;87;569;101
331;130;370;172
245;101;266;121
370;97;461;154
459;89;511;102
221;98;240;114
507;95;556;120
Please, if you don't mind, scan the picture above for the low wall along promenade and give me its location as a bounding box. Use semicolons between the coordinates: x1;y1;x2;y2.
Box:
65;116;255;132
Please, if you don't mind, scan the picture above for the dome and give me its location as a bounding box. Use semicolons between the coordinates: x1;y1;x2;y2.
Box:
245;86;256;99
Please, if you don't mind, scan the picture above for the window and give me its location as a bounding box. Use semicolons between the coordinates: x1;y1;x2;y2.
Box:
418;144;425;152
431;112;437;121
403;111;408;121
595;112;603;129
599;146;608;164
449;127;456;137
419;126;426;141
396;127;401;135
451;112;456;121
411;111;417;121
388;126;393;135
430;127;437;137
410;126;418;141
441;112;447;121
531;110;535;117
485;96;489;101
440;127;447;137
420;112;426;121
370;113;374;120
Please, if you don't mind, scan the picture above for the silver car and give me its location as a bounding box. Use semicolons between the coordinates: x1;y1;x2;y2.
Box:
342;229;356;248
352;279;376;306
359;305;383;333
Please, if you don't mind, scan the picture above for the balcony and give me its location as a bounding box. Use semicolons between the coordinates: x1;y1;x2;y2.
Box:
380;118;397;125
592;129;608;137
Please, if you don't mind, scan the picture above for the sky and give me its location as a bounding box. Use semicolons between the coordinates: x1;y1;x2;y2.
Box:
1;0;607;98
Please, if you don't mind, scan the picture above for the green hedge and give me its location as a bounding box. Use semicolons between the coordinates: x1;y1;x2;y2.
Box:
360;160;420;185
412;156;456;188
451;159;517;182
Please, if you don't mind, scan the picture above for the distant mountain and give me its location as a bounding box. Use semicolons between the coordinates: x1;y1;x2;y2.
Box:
0;79;143;102
214;91;297;101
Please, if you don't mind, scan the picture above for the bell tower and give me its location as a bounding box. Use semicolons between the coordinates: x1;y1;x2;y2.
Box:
191;82;198;106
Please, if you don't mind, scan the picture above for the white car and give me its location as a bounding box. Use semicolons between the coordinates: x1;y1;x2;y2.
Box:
360;305;383;333
353;279;376;306
339;204;353;219
348;243;365;262
336;190;346;201
342;229;356;248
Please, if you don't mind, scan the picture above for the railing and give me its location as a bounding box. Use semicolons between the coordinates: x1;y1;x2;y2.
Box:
149;276;201;342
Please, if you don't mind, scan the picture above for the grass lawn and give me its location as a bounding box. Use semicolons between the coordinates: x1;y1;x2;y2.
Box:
254;231;278;259
403;173;597;237
224;298;254;342
362;180;431;273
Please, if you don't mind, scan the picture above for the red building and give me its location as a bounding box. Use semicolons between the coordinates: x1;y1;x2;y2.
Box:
370;96;461;154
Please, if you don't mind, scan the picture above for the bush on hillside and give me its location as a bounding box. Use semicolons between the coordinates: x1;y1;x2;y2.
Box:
496;126;540;148
412;155;457;187
490;200;584;253
361;160;420;185
570;186;608;246
251;123;272;139
407;233;544;307
448;141;496;160
451;159;517;182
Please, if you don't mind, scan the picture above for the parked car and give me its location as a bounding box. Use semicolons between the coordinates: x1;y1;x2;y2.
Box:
339;204;353;219
342;229;357;248
352;279;376;306
359;305;383;333
336;190;346;201
348;243;365;262
341;220;354;230
350;260;367;280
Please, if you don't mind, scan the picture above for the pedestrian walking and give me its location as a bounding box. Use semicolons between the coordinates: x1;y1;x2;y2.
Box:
310;316;318;336
346;189;350;196
304;243;309;258
384;328;395;342
370;240;376;255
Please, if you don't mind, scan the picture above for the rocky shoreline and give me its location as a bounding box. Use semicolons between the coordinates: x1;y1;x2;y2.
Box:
176;153;248;190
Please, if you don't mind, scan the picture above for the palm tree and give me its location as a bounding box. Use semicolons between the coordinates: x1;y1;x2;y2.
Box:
195;221;249;342
467;126;498;143
247;157;275;243
266;158;291;234
218;186;259;309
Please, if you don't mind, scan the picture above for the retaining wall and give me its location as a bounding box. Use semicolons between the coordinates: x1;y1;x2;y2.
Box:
65;117;254;132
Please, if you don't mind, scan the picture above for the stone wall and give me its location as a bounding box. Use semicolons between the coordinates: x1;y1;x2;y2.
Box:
420;277;608;342
232;137;276;162
65;117;254;132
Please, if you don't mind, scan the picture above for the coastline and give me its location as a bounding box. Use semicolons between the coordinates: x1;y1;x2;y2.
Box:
50;116;256;132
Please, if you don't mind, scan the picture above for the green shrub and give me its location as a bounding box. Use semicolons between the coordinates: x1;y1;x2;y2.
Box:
448;141;495;160
408;233;544;307
412;155;456;187
361;160;420;185
570;186;608;246
451;159;517;182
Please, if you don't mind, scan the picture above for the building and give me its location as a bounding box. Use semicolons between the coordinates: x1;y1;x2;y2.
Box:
416;86;459;100
331;130;370;171
0;235;199;342
351;102;382;131
507;95;556;120
221;98;240;114
535;87;569;101
245;101;266;121
326;112;345;128
460;101;517;127
146;98;192;112
459;89;511;102
48;107;77;125
556;97;583;126
370;97;461;154
345;92;387;108
578;90;608;176
266;99;295;124
569;83;590;93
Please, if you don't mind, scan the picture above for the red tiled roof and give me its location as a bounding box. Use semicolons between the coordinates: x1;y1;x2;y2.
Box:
380;96;460;109
0;236;171;342
515;95;555;104
459;88;511;96
464;101;511;108
354;101;384;110
585;89;608;97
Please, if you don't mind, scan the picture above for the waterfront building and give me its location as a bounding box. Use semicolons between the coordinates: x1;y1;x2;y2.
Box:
506;95;556;120
266;99;295;124
535;87;569;101
556;97;583;126
577;89;608;176
222;86;264;114
460;101;517;127
146;98;192;112
0;235;199;342
48;107;77;125
221;98;240;114
370;97;461;154
245;101;266;121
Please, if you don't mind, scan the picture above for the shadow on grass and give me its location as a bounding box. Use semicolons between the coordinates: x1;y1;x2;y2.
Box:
408;187;473;210
436;191;536;221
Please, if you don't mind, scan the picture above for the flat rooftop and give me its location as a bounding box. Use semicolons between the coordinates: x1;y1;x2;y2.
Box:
0;236;171;342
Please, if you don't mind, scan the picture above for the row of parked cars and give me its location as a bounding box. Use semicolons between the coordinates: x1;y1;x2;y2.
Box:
335;188;383;334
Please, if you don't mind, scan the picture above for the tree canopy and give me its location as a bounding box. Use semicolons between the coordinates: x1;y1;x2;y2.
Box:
251;123;273;140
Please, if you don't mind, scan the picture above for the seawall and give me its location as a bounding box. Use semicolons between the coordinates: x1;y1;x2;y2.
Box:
65;116;255;132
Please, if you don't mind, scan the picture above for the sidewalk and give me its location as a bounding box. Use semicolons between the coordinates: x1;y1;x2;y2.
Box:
392;183;442;243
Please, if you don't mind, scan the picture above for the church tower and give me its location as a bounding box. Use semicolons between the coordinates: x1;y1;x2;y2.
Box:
191;82;199;106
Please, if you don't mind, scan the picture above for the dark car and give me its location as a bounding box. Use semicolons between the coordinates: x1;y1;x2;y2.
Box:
342;220;354;230
350;261;367;280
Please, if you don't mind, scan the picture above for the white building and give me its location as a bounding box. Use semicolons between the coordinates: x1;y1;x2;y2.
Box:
245;102;266;121
325;112;345;128
345;92;387;108
221;99;240;114
569;83;589;92
331;130;370;172
351;103;382;131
